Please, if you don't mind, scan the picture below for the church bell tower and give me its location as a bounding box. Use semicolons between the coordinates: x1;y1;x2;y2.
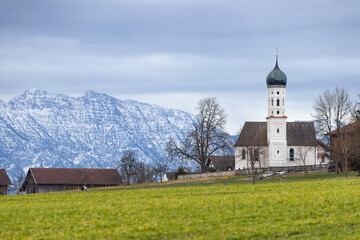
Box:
266;52;288;166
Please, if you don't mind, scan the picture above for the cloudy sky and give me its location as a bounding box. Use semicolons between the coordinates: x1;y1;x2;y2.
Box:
0;0;359;134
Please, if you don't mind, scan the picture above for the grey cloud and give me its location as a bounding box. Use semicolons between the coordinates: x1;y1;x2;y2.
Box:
1;0;360;133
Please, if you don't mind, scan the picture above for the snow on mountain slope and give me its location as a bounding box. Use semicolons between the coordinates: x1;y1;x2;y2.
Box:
0;89;201;179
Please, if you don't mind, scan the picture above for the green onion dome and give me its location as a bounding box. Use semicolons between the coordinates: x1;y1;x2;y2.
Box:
266;56;287;86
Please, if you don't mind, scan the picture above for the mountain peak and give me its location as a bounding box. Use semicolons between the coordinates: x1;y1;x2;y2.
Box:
83;90;113;101
84;90;99;97
22;89;48;97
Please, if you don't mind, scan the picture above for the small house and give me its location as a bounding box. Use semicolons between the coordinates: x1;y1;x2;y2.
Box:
316;140;331;165
0;169;12;195
206;156;235;171
21;168;122;194
161;172;177;182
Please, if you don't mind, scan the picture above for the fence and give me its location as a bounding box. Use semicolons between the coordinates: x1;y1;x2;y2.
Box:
177;171;236;180
177;164;327;180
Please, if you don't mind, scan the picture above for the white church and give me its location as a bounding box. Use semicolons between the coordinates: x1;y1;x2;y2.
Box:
235;55;317;169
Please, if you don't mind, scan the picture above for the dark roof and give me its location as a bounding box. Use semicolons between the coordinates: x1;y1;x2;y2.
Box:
0;169;11;186
207;156;235;171
235;122;267;146
165;172;177;181
235;121;317;147
287;122;317;146
318;152;331;158
28;168;122;185
328;121;360;136
266;56;287;86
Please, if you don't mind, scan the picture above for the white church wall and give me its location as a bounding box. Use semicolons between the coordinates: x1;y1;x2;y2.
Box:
236;145;318;169
235;146;268;169
288;146;317;166
235;147;247;169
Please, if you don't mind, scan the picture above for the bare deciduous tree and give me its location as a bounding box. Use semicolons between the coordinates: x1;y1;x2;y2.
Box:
12;168;25;195
136;162;156;184
117;150;166;185
349;124;360;174
241;125;267;184
296;146;315;174
244;147;267;184
313;87;354;174
331;121;360;176
167;97;231;173
117;150;141;185
152;162;168;183
351;95;360;174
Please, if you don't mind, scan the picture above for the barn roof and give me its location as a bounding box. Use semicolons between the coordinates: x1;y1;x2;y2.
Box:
207;156;235;171
27;168;122;185
235;121;317;147
328;121;360;136
0;169;11;186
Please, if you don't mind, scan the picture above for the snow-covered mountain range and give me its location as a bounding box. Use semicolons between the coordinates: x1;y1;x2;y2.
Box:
0;89;206;179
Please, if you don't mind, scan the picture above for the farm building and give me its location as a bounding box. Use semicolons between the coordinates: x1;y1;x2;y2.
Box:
161;172;177;182
21;168;122;194
316;140;331;165
328;121;360;171
0;169;11;195
206;156;235;171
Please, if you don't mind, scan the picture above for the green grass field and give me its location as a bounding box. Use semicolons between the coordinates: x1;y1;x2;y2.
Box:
1;173;360;239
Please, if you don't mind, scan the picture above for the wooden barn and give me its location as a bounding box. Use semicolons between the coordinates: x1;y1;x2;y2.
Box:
0;169;12;195
21;168;122;194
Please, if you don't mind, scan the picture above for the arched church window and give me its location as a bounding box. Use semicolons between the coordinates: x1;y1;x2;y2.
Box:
289;148;294;161
282;99;284;106
277;99;280;106
277;111;279;115
277;91;279;95
241;149;245;159
277;128;280;134
271;99;274;106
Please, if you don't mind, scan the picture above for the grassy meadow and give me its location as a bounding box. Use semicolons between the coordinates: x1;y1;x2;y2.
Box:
0;173;360;239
